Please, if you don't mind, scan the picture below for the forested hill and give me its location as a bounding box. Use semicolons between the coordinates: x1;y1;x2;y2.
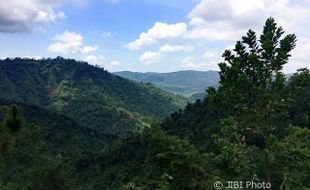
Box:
0;57;187;134
114;70;220;96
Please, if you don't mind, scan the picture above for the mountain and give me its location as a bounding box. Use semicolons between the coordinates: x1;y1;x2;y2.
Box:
114;70;220;97
0;57;187;134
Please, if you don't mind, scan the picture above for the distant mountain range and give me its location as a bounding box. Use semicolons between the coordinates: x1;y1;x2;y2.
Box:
114;70;220;101
114;71;295;101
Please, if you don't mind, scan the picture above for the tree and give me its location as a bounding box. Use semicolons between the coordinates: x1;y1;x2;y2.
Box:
143;126;207;190
206;17;309;189
208;17;297;114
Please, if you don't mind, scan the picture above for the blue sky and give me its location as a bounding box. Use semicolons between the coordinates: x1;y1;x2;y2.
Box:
0;0;309;73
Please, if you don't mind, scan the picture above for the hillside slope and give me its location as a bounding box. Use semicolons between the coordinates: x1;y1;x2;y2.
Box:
0;57;187;134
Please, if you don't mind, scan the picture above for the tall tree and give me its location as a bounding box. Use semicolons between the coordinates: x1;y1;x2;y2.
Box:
206;18;309;188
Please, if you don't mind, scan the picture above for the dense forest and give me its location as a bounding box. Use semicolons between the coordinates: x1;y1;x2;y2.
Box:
0;18;309;190
0;58;187;134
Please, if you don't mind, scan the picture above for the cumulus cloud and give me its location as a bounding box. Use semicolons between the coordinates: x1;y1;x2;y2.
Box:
0;0;66;33
127;0;310;46
186;0;310;72
47;31;98;54
53;30;83;42
139;51;163;64
125;0;310;72
126;22;187;50
128;0;310;46
187;0;310;41
159;44;194;53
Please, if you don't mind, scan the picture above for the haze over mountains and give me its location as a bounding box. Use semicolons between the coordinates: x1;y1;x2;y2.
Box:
115;71;295;100
114;70;220;101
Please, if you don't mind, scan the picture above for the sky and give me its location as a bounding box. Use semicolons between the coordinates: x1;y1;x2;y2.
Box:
0;0;309;73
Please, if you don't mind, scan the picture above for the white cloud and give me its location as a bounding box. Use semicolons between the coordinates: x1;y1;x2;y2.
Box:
53;30;83;43
128;0;310;72
126;22;187;50
181;50;221;71
159;44;194;53
187;17;241;41
109;61;122;67
84;55;122;70
81;46;99;54
224;44;235;51
0;0;65;33
139;51;163;64
84;54;105;67
47;31;98;54
48;42;81;54
285;38;310;73
181;57;206;69
136;44;194;66
203;50;220;60
187;0;310;41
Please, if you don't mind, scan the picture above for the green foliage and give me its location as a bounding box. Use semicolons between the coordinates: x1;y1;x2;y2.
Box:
0;105;24;154
0;57;187;134
268;125;310;189
161;18;309;189
97;126;207;190
208;17;297;114
287;68;310;128
0;125;77;190
4;105;24;132
0;18;308;190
